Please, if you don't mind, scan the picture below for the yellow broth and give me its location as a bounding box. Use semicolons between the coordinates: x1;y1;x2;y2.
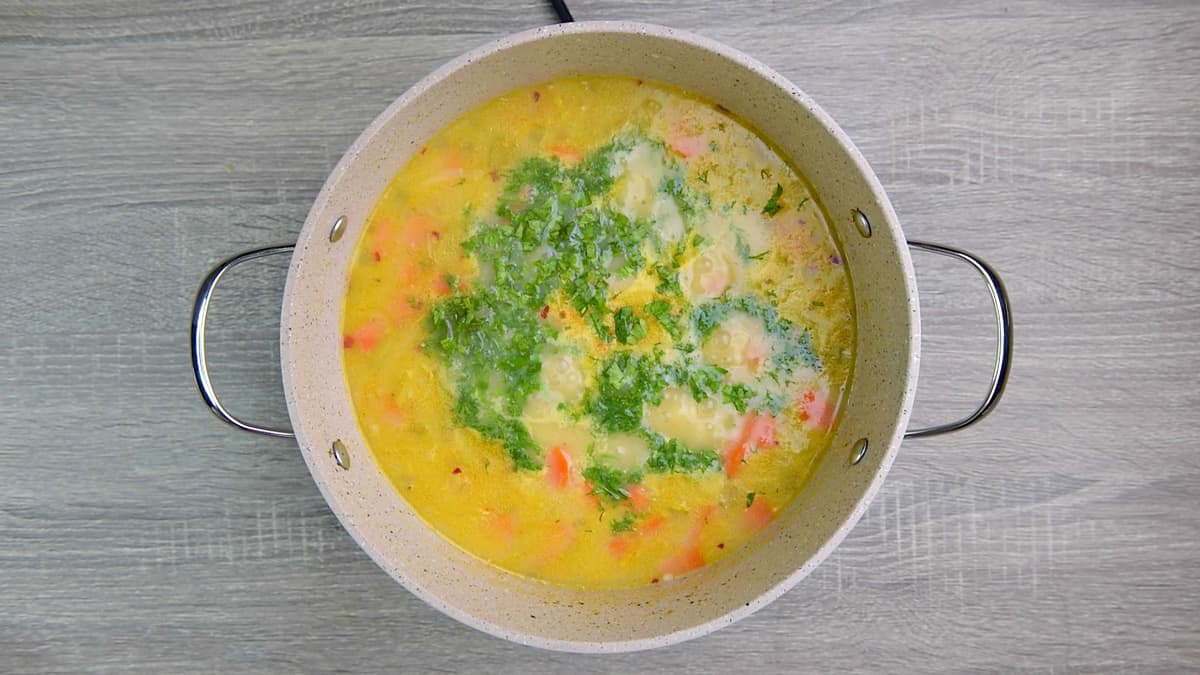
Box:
342;76;855;589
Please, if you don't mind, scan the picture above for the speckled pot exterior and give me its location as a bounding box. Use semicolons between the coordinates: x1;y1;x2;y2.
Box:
280;22;919;652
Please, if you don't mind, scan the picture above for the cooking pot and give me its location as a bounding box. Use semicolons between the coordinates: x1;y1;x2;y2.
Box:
190;21;1012;652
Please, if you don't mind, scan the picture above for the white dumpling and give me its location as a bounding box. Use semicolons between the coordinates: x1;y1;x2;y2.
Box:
701;312;772;385
644;386;741;451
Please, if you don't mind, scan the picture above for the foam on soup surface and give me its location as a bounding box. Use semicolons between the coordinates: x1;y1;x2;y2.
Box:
342;76;855;589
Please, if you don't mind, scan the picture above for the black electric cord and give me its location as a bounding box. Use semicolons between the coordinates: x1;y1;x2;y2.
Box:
549;0;574;22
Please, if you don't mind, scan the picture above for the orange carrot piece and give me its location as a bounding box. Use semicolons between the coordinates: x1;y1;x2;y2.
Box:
608;535;635;559
627;484;650;513
379;392;406;426
799;388;835;430
549;144;582;164
546;446;573;489
668;134;707;159
744;496;775;531
641;514;667;535
350;319;386;353
661;546;705;576
538;522;577;564
723;443;746;478
724;413;780;476
487;512;516;541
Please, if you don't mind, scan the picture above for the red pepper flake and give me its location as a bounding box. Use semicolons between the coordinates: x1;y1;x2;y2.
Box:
636;79;644;86
559;311;566;319
452;467;462;475
717;542;725;549
373;250;381;262
539;305;550;320
532;91;541;102
829;253;841;265
488;169;499;182
431;230;441;241
419;146;427;155
650;577;660;584
342;335;354;349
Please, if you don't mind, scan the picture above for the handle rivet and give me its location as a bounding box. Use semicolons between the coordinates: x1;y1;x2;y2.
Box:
329;215;348;243
331;440;351;470
849;438;869;465
853;209;872;238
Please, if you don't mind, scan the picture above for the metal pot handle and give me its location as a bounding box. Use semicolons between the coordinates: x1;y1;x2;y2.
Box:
904;240;1013;438
190;245;297;438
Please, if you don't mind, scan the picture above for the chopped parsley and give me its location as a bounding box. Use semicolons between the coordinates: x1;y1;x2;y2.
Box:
644;432;721;473
610;513;637;533
584;351;668;433
583;464;643;501
746;492;757;508
427;132;820;477
644;299;683;340
762;183;784;216
613;306;648;345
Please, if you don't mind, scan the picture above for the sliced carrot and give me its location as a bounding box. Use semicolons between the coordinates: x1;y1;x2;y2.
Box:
486;511;516;541
608;535;635;559
723;443;746;478
744;495;775;531
798;388;835;430
400;213;437;250
442;149;467;181
747;413;780;448
641;514;667;536
661;546;705;576
546;445;573;489
538;522;577;564
371;219;398;259
549;144;582;164
627;484;650;513
378;392;406;426
668;134;707;159
350;318;386;353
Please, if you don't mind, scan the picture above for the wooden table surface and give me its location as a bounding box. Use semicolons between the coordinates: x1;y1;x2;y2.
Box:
3;1;1198;671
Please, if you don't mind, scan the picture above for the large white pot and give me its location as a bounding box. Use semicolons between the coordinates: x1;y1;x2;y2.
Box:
191;21;1011;652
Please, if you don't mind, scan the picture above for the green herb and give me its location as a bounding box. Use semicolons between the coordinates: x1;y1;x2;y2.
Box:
746;492;757;508
583;464;643;501
734;231;751;262
585;351;668;433
644;299;683;340
723;383;756;413
610;513;637;533
654;262;683;296
613;306;648;345
708;140;719;152
671;360;727;403
762;183;784;216
748;250;769;261
644;431;721;473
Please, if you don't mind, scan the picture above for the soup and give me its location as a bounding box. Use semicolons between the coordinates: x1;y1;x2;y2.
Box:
342;76;855;589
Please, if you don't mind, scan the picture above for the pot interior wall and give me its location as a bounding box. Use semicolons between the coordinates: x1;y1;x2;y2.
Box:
281;22;918;651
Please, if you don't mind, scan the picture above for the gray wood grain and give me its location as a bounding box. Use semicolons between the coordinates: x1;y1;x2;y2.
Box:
2;0;1198;672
